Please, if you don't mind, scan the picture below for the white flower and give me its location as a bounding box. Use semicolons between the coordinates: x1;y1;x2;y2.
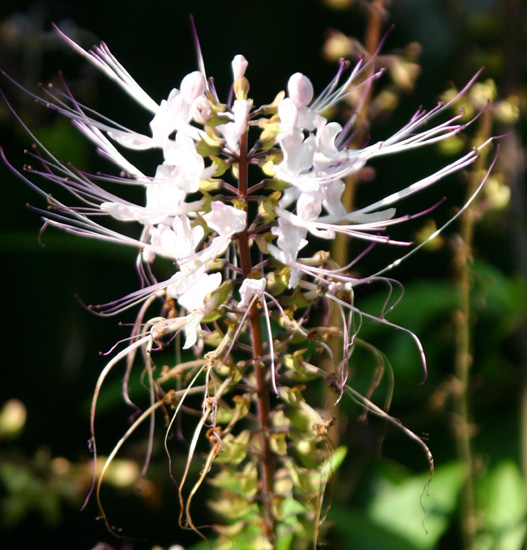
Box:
203;202;247;238
284;73;323;131
149;89;190;146
173;271;222;315
217;99;252;151
3;24;497;423
192;95;212;124
180;71;206;104
172;215;205;264
161;132;211;193
239;277;267;309
277;130;316;187
296;188;324;222
269;218;308;288
278;98;298;133
149;72;206;146
146;168;188;215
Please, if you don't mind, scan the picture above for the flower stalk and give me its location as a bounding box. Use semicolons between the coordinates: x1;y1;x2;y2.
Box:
452;107;493;549
237;128;275;540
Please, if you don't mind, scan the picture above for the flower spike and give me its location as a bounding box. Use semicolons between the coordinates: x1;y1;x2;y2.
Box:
2;23;498;547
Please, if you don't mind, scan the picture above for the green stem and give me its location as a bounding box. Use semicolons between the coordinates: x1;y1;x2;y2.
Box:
453;231;477;549
237;130;275;543
452;110;492;549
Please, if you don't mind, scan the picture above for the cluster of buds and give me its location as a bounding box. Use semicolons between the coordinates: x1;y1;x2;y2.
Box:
2;24;495;549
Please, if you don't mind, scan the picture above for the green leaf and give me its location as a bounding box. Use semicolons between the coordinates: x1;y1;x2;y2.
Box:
214;430;251;466
322;445;347;478
281;497;308;517
329;505;422;550
476;460;527;550
472;259;527;324
270;432;288;456
359;279;460;334
258;190;280;223
366;461;465;549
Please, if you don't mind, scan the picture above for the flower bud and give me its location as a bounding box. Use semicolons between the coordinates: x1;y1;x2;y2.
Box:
495;96;520;124
231;54;249;79
287;73;314;108
180;71;206;104
0;399;27;439
322;30;354;62
233;76;250;100
469;79;497;110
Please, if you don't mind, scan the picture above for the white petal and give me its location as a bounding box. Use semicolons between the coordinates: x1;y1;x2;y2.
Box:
287;73;314;108
278;98;298;133
231;55;249;79
180;71;206;104
107;129;156;150
239;278;266;308
203;202;247;237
